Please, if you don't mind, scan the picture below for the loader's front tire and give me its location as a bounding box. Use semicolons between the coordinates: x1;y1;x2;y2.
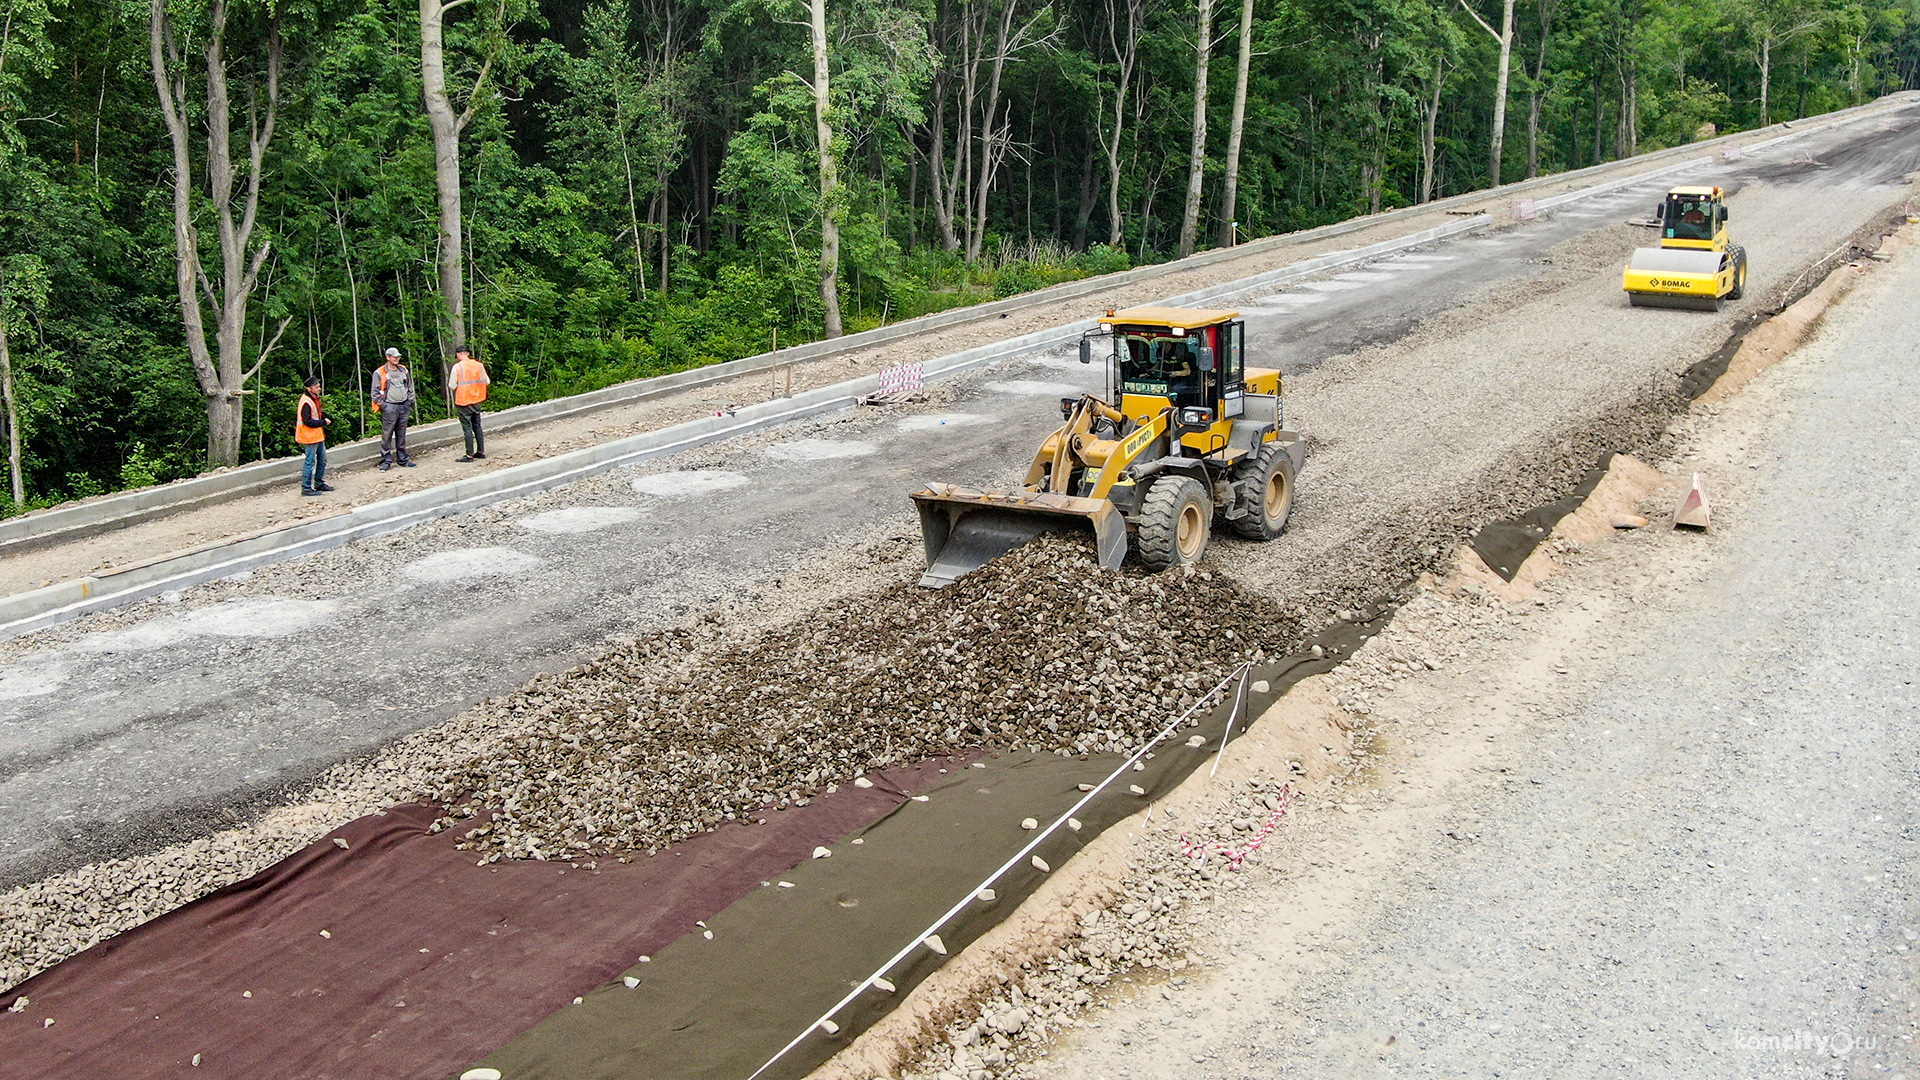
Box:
1231;444;1297;540
1137;477;1211;571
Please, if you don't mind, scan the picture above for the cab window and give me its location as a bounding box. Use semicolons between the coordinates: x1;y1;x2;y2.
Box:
1665;196;1716;241
1119;330;1208;407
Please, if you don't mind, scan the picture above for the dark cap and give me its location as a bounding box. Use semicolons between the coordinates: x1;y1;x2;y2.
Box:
304;374;322;388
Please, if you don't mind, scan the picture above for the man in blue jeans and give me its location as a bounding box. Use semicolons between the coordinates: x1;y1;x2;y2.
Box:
296;374;334;496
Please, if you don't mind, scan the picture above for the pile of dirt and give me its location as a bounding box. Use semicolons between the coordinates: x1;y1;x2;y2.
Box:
408;537;1305;862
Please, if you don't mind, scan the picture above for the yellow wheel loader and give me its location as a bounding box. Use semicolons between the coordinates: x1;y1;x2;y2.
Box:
1622;185;1748;311
910;306;1306;588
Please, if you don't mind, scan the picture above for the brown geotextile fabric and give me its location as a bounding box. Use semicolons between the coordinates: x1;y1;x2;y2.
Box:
0;759;965;1080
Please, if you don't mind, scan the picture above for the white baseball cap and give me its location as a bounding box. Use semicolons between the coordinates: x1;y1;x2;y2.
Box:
384;347;401;358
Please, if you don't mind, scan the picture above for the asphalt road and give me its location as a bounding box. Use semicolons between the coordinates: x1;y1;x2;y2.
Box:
1042;179;1920;1080
2;110;1918;890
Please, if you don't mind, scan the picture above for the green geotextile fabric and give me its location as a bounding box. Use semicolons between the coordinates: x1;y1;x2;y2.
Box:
465;743;1215;1080
461;634;1380;1080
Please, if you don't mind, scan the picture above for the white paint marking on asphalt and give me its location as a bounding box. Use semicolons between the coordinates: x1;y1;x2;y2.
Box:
631;470;750;497
70;598;342;653
763;438;878;462
984;379;1085;396
401;547;542;585
517;506;644;535
0;662;67;700
897;413;995;432
1298;279;1368;292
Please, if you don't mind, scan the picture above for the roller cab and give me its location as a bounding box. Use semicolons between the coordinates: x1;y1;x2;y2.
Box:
910;306;1307;588
1623;186;1748;311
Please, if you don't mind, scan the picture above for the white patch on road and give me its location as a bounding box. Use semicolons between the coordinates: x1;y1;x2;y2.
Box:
631;470;750;497
72;598;342;653
985;379;1086;396
1334;271;1397;283
518;506;643;534
0;661;67;700
763;439;878;462
402;547;542;585
1298;279;1367;292
1381;255;1457;265
897;413;994;432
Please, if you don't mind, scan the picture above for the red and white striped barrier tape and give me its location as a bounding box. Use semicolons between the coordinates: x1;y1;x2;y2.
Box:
1178;783;1294;872
877;362;924;397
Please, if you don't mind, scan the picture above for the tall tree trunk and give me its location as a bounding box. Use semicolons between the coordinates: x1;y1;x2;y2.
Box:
925;70;962;251
1097;0;1142;248
1461;0;1514;187
808;0;844;338
420;0;471;374
1072;150;1096;251
0;280;19;507
1418;57;1447;203
967;1;1018;265
149;0;290;469
1216;0;1254;247
1525;0;1554;178
1759;37;1772;123
1177;0;1214;257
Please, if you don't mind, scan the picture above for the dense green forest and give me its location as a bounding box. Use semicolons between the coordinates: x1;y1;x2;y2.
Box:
0;0;1912;509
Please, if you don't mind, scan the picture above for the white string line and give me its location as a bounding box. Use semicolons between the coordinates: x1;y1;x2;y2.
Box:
1209;667;1251;780
743;661;1253;1080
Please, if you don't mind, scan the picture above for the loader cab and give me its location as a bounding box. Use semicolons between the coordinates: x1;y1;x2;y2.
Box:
1660;187;1727;250
1095;305;1280;458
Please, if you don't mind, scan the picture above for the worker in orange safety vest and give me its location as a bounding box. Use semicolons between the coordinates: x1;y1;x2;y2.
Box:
295;374;334;496
448;347;491;462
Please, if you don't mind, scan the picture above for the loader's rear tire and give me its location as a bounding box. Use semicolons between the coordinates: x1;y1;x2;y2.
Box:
1137;476;1210;570
1728;248;1748;300
1230;444;1297;540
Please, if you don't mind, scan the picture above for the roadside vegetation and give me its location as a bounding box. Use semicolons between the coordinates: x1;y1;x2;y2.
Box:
0;0;1914;512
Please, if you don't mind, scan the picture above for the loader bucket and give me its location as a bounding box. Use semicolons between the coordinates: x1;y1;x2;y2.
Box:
910;482;1128;588
1622;247;1725;311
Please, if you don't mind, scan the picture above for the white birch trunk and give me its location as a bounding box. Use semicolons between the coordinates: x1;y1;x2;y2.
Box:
809;0;844;338
1216;0;1254;247
1177;0;1214;257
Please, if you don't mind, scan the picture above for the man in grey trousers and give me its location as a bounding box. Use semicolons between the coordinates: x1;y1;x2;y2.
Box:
371;346;417;470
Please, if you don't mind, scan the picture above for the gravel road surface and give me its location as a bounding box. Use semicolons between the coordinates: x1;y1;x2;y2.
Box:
1032;203;1920;1080
1;110;1916;902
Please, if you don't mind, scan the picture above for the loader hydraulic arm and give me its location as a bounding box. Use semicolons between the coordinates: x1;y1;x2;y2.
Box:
1021;394;1169;499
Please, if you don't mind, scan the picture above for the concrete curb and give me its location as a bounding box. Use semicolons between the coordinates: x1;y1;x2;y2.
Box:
7;92;1912;558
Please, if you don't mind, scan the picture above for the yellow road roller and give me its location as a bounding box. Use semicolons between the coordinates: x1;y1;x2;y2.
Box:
1622;185;1748;310
910;306;1306;587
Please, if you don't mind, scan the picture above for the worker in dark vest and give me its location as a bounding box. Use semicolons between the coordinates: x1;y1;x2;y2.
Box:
296;374;334;496
371;346;416;470
448;347;491;461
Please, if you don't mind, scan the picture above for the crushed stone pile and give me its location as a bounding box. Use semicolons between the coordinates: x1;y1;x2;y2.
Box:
421;537;1304;862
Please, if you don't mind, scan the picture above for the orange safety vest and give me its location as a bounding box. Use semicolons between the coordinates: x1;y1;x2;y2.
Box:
294;392;326;445
449;358;490;407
